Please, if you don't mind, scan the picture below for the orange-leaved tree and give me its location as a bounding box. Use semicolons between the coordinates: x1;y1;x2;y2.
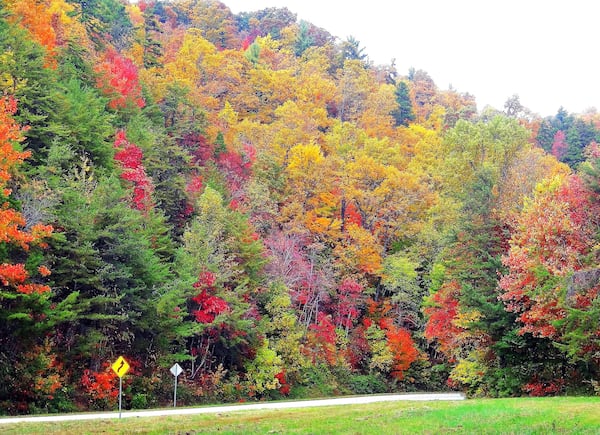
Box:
0;96;55;412
3;0;57;67
0;96;52;293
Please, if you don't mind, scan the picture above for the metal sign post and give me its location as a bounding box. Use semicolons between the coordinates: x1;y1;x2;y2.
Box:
111;356;131;419
170;363;183;407
118;376;122;419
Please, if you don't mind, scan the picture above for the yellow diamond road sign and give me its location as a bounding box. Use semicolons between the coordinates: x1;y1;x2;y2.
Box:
111;356;130;378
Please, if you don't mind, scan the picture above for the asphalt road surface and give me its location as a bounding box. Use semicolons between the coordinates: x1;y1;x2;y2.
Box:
0;393;464;425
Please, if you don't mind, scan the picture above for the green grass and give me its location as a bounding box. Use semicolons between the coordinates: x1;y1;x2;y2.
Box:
2;396;600;434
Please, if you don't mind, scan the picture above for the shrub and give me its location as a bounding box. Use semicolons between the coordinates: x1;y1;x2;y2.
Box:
348;374;387;394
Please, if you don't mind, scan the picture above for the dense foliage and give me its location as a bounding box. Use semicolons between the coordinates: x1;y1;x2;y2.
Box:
1;0;599;414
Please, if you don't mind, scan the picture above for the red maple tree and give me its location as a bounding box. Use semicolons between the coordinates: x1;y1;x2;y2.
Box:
424;280;463;359
191;271;229;323
114;130;155;212
95;49;145;110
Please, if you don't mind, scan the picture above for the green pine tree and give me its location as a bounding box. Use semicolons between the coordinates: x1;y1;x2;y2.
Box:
392;81;415;126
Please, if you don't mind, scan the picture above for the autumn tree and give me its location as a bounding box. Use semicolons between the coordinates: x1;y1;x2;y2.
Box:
95;48;145;112
551;130;568;161
500;175;597;338
264;231;332;328
336;59;373;122
0;96;55;412
0;14;58;159
113;130;154;212
499;174;600;393
175;187;264;378
408;69;438;123
3;0;57;66
0;96;53;306
174;0;240;50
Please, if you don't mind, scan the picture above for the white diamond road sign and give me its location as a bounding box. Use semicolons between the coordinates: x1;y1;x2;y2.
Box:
170;363;183;377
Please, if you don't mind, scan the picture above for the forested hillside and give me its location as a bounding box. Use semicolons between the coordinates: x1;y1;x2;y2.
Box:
1;0;599;415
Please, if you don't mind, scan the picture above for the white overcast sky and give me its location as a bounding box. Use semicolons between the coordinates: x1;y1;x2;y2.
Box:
223;0;600;117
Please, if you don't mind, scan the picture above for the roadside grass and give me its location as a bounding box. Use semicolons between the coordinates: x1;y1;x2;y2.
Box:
2;396;600;434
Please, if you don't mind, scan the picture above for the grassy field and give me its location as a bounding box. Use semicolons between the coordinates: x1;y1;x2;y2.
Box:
2;396;600;434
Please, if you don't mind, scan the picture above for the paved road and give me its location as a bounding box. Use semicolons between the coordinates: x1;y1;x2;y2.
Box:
0;393;464;424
